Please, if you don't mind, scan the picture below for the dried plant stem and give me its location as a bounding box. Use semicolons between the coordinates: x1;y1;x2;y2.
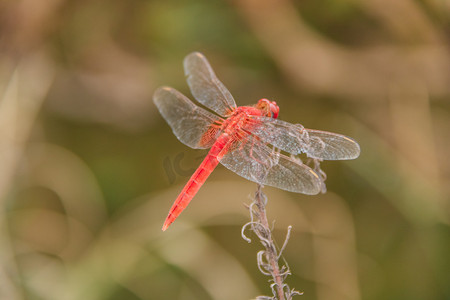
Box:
256;186;285;299
242;184;301;300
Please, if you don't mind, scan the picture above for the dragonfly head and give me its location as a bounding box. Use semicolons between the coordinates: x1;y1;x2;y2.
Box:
256;98;279;119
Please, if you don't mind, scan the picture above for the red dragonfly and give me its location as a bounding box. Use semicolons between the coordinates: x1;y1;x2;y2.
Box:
154;52;360;231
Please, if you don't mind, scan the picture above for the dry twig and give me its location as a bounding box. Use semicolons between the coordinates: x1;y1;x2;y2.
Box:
242;185;302;300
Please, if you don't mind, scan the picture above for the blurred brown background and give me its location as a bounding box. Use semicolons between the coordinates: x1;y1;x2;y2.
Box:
0;0;449;299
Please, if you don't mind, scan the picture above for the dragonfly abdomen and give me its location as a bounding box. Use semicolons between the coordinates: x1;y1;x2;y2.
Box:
162;135;230;231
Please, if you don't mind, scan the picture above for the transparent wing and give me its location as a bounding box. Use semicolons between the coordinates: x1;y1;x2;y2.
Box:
153;86;223;149
241;117;307;155
220;135;322;195
305;129;361;160
242;116;360;160
184;52;237;117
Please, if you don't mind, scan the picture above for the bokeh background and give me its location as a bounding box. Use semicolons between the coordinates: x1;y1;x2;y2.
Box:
1;0;449;299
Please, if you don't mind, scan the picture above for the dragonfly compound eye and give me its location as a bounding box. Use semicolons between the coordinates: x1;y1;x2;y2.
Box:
270;102;279;119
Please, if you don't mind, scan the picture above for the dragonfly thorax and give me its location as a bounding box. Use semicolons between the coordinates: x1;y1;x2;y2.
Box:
220;106;262;135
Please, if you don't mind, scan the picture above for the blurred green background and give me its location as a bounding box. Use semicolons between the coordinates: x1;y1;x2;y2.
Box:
1;0;449;299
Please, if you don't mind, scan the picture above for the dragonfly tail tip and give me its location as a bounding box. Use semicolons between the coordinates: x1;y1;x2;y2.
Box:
162;220;172;231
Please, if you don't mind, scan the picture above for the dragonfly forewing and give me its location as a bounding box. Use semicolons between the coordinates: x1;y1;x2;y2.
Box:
304;129;360;160
153;87;224;149
242;117;307;155
244;116;360;160
184;52;237;117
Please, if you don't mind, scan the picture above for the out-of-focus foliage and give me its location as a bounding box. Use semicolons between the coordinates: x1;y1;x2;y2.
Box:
0;0;449;299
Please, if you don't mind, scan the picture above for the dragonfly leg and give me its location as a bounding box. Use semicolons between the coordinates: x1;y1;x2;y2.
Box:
305;136;326;158
248;137;279;169
294;124;311;153
306;157;327;193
